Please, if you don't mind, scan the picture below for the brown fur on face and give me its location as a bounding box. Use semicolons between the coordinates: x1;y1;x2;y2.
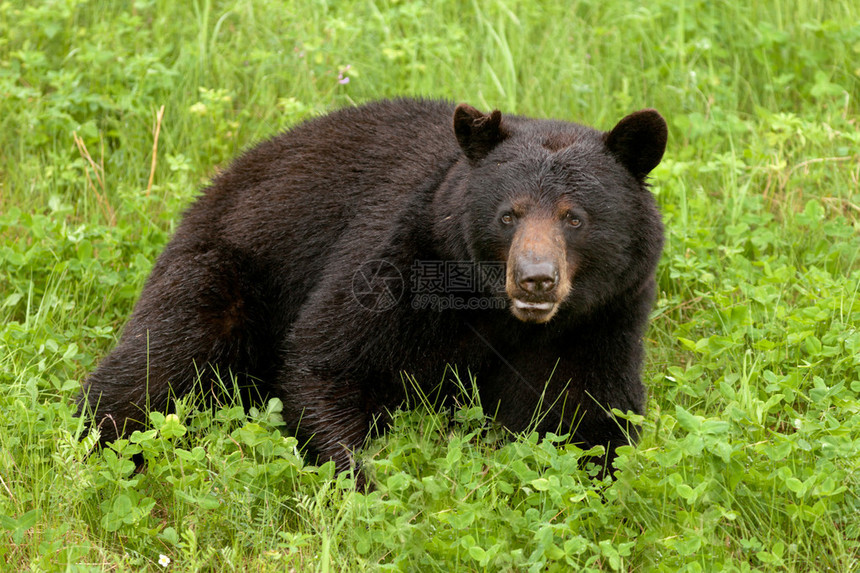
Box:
506;212;572;323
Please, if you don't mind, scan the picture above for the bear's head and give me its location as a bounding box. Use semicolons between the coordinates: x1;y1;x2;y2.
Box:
451;104;667;323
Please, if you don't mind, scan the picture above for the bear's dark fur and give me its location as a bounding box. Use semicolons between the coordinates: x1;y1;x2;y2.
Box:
79;98;666;481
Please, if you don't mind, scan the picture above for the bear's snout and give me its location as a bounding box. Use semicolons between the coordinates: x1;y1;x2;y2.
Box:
515;259;558;295
506;218;571;323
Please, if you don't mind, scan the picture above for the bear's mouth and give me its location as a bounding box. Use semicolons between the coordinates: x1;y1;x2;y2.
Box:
510;298;558;323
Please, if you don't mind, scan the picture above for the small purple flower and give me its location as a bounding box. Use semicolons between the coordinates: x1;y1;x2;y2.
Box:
337;65;352;85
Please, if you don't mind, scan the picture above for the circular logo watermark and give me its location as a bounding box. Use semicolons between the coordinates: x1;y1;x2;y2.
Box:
351;259;404;312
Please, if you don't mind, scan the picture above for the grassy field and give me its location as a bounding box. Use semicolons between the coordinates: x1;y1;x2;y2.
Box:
1;0;859;570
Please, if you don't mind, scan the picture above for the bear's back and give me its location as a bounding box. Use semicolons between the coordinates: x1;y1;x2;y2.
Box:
175;100;458;260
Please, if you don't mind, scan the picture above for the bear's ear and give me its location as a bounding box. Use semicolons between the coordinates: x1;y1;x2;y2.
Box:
453;103;508;162
604;109;667;180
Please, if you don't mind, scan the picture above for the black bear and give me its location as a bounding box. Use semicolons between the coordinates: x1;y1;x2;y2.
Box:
79;99;666;482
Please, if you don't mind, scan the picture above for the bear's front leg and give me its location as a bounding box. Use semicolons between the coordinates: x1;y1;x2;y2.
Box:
277;367;374;488
477;330;646;480
273;250;414;488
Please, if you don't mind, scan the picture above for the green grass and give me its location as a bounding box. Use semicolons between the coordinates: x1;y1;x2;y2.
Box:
1;0;859;570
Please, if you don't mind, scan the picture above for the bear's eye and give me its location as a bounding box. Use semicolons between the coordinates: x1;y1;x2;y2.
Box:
565;212;582;228
500;212;514;225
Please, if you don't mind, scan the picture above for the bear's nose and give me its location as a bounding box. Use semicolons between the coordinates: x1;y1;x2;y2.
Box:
516;261;557;294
